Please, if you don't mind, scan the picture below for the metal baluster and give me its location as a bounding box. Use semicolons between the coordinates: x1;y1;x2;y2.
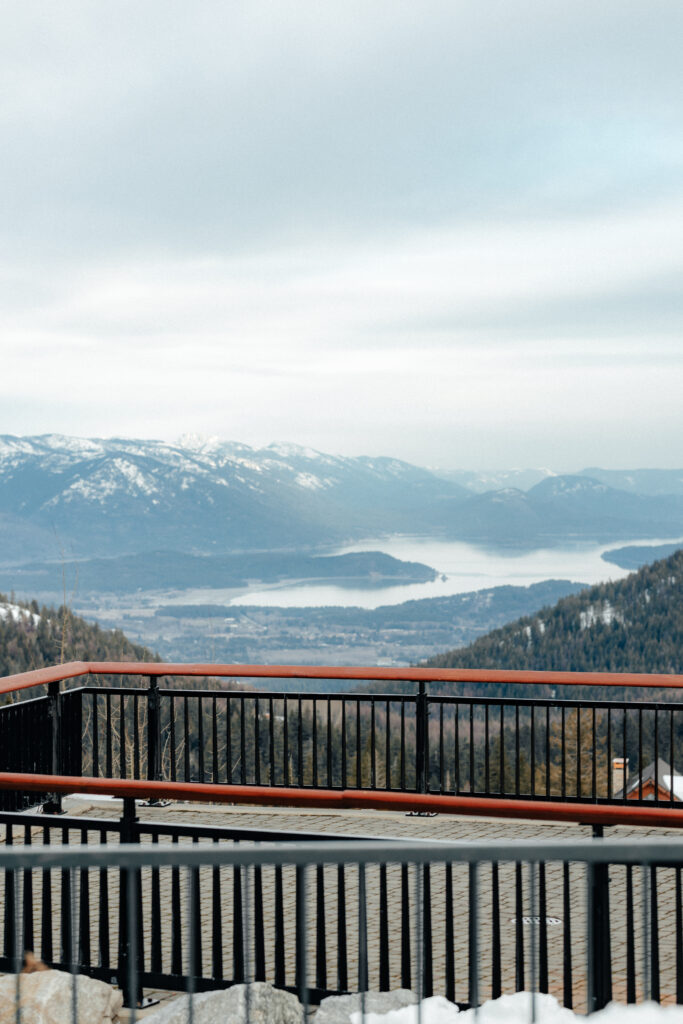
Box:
468;862;479;1009
254;864;265;982
210;839;223;981
212;697;218;783
133;693;140;780
255;697;261;787
370;700;376;790
274;866;285;988
539;862;548;993
355;700;361;789
316;864;327;992
233;862;244;982
385;700;391;791
41;828;52;964
298;697;304;788
183;697;190;783
400;863;411;990
337;865;348;992
439;703;444;794
379;864;389;991
400;702;405;792
270;697;275;788
79;828;90;968
312;699;318;789
341;699;346;788
515;862;524;992
240;697;246;785
531;705;536;797
491;862;501;999
650;865;660;1001
591;707;597;800
99;833;109;971
226;697;232;785
296;866;308;1012
563;862;572;1009
197;699;204;784
423;863;433;997
22;824;33;956
626;864;635;1003
485;704;490;795
284;697;289;786
327;700;333;788
171;836;182;977
150;834;162;975
120;694;127;779
445;863;455;1003
499;705;505;795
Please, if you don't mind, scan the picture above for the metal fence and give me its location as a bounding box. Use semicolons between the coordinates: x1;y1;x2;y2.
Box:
1;829;683;1016
3;661;683;811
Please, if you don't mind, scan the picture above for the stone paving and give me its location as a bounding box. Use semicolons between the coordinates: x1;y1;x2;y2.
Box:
1;798;682;1009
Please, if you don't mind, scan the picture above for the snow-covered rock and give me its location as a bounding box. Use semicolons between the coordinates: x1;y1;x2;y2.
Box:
316;989;417;1024
142;983;302;1024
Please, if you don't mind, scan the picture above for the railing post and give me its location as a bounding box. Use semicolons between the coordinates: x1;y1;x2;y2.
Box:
42;681;63;814
147;675;162;781
588;825;612;1011
119;797;141;1007
415;680;428;793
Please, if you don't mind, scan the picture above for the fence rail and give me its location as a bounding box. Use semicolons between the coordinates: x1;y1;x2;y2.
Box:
1;661;682;811
0;833;681;1014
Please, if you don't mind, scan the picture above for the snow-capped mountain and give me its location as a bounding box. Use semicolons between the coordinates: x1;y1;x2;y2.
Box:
0;434;467;563
1;435;683;567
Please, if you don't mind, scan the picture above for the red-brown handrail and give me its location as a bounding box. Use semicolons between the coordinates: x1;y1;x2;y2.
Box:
1;771;682;829
2;660;683;698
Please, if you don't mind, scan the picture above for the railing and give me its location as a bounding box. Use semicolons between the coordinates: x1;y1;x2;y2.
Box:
2;662;683;811
0;825;682;1014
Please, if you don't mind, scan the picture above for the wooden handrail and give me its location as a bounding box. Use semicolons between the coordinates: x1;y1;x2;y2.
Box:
2;771;682;830
2;660;683;697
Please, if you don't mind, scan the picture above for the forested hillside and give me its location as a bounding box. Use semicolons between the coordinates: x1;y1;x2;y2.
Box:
425;548;683;676
0;595;156;678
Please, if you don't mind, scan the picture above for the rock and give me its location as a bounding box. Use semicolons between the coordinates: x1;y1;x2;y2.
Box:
0;969;123;1024
143;983;302;1024
314;990;418;1024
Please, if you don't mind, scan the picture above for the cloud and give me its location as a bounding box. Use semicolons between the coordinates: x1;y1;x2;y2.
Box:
0;2;682;468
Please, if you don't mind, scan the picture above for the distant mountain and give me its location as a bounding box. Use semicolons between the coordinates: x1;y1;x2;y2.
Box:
437;475;683;547
435;468;556;493
2;436;683;566
424;548;683;676
581;468;683;496
0;434;467;562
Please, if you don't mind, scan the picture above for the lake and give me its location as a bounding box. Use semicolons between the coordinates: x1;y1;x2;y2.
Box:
230;535;683;610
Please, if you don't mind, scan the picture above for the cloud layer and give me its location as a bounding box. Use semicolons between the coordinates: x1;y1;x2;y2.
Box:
2;2;682;468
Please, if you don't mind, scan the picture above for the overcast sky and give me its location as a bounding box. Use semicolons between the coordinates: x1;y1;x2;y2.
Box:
1;2;682;470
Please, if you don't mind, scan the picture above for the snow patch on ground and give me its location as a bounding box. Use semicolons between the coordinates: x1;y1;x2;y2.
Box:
0;603;40;625
351;993;683;1024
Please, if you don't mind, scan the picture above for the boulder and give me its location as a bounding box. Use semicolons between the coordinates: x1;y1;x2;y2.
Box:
314;990;417;1024
143;983;302;1024
0;970;123;1024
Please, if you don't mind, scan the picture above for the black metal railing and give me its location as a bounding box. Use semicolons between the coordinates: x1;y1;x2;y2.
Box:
0;825;682;1013
2;664;683;811
66;680;683;805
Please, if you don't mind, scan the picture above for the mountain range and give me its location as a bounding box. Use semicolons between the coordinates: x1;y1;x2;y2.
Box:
1;434;683;565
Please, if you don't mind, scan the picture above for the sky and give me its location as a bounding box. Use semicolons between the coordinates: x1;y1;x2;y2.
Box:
1;1;682;471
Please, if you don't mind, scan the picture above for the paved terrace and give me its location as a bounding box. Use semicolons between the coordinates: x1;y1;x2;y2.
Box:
0;797;673;1010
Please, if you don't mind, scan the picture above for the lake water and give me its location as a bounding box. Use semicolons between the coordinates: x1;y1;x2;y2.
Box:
230;535;683;610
